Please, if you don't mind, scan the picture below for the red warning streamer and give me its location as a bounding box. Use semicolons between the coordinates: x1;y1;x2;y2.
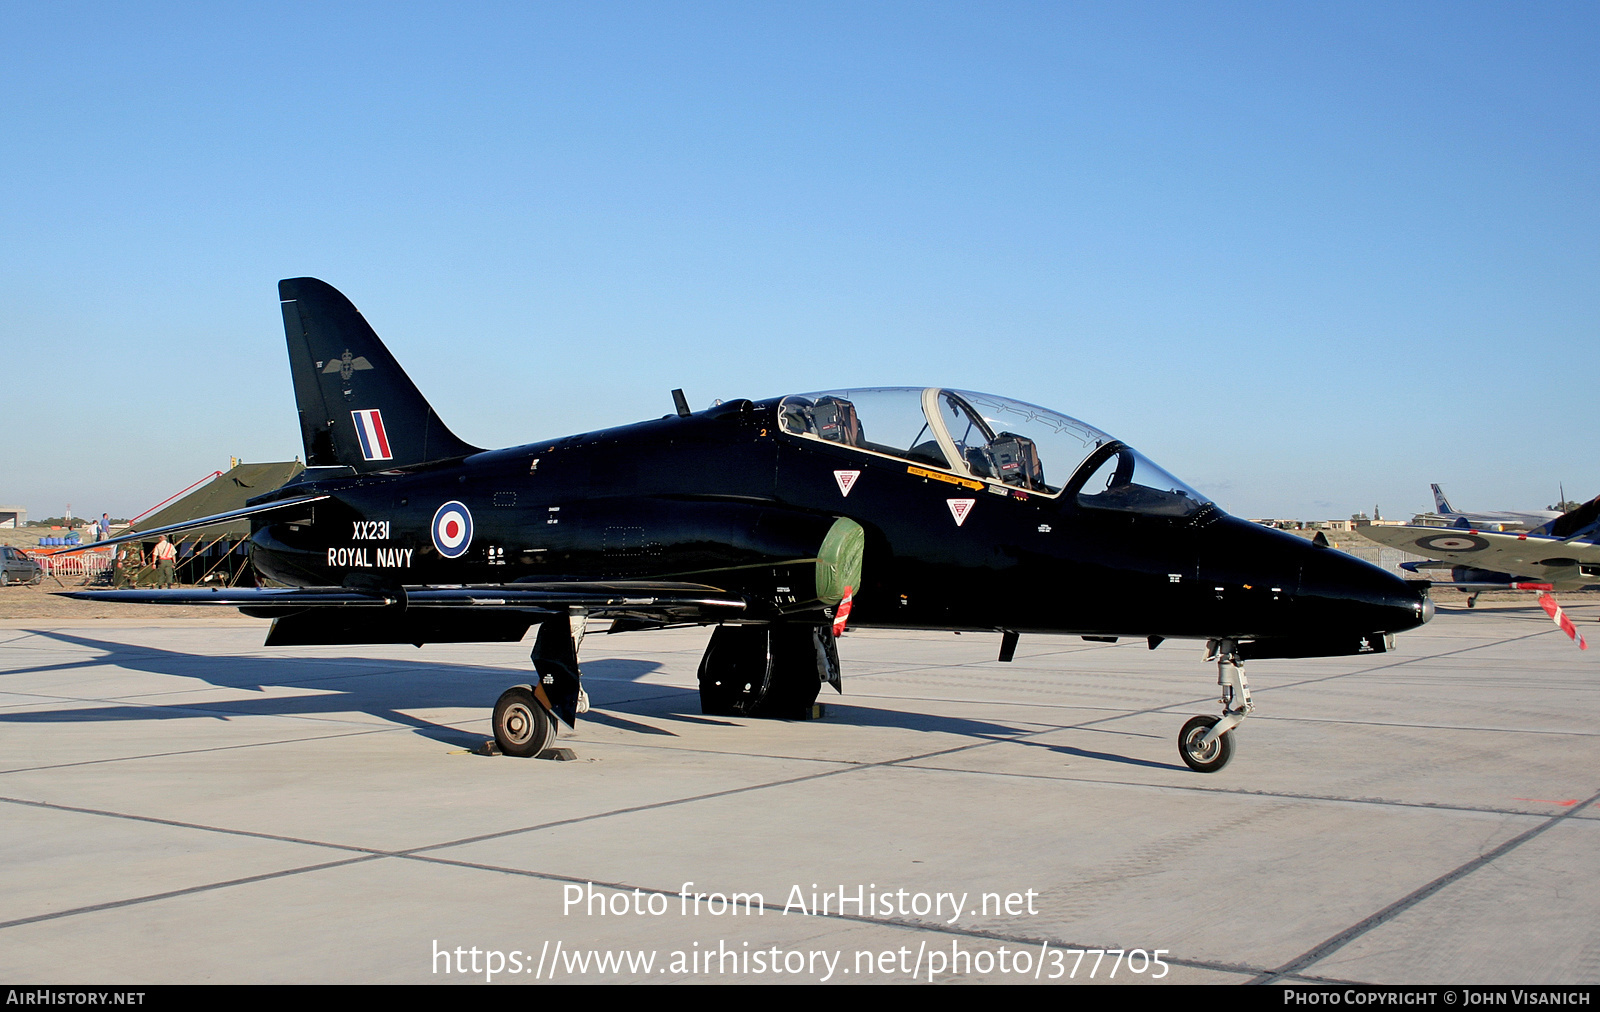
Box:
832;586;854;637
1537;592;1587;650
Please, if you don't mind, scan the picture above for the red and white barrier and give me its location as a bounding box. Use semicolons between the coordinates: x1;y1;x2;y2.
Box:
36;549;114;578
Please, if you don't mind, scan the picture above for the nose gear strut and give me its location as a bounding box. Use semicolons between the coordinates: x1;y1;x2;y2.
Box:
1178;638;1253;773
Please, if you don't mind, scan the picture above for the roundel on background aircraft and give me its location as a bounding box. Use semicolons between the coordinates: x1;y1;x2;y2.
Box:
1414;533;1489;553
432;501;474;558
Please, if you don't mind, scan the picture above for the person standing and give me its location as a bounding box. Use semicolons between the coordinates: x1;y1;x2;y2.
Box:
114;545;137;588
153;535;177;589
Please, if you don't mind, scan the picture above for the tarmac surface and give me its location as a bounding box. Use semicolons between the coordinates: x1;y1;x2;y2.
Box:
0;601;1596;985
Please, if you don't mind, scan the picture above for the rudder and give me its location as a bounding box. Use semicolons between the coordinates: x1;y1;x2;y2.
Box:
279;278;482;471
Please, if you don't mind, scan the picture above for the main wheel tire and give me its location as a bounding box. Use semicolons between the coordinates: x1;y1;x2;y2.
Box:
493;686;555;758
697;625;825;719
1178;715;1234;773
0;572;8;587
760;625;825;718
698;625;770;717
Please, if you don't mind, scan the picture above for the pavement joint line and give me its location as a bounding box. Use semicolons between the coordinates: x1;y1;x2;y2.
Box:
3;624;1586;788
405;694;1268;852
0;725;412;775
997;627;1571;734
603;691;1600;738
0;688;418;721
3;618;1592;957
1263;628;1565;694
0;752;1014;936
400;728;1072;857
1283;971;1376;986
3;695;1591;963
3;623;1561;733
0;794;389;855
779;627;1567;717
0;765;1576;982
5;657;498;694
0;692;87;710
12;758;1535;957
0;855;385;932
897;763;1582;819
1245;786;1600;985
542;734;1046;767
0;667;528;710
1245;714;1600;737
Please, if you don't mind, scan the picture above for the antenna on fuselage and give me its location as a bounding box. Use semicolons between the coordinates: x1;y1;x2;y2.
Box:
671;389;691;418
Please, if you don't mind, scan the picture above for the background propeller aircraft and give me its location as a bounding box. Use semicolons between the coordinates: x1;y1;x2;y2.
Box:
1360;495;1600;634
60;279;1432;771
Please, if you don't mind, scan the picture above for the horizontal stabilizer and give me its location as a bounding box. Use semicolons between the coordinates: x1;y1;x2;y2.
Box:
42;496;328;555
66;586;394;606
1437;581;1554;592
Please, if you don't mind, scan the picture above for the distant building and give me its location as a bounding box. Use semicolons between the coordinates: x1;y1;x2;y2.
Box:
0;507;24;528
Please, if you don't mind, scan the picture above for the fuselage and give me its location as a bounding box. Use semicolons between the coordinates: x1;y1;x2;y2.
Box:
247;391;1429;646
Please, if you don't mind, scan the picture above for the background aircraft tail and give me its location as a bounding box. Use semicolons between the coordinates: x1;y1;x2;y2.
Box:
279;278;483;472
1430;483;1455;515
1547;494;1600;540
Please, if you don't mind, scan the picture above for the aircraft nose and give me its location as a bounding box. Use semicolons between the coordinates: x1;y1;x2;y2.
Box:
1298;545;1431;635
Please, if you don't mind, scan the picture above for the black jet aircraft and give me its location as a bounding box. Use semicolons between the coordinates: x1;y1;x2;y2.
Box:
66;278;1433;771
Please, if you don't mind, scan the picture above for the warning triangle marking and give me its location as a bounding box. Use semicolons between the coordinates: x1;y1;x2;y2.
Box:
947;498;975;526
834;470;861;497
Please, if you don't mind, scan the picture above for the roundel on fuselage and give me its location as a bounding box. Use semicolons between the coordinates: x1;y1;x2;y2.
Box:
432;501;474;558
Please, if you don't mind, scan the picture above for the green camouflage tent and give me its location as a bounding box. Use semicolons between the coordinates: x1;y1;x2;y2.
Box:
120;461;303;587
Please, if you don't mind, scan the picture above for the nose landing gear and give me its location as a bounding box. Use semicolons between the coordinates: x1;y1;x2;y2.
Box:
1179;638;1252;773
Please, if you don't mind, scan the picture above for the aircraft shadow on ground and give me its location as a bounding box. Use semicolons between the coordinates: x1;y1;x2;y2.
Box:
600;686;1171;767
0;630;659;748
5;631;1176;767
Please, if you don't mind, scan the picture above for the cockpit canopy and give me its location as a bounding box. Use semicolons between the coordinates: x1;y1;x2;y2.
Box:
778;388;1213;518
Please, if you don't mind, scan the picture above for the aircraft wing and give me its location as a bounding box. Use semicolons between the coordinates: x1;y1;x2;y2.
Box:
65;581;747;621
68;581;748;727
1358;525;1600;589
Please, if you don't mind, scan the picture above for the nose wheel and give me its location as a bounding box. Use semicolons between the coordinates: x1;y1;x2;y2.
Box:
1178;638;1252;773
1178;715;1233;772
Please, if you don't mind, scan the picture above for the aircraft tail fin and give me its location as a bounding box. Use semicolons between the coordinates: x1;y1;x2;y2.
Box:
279;278;483;472
1547;494;1600;540
1431;483;1455;515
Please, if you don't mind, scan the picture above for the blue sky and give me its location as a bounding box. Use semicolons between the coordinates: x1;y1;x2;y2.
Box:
4;2;1595;521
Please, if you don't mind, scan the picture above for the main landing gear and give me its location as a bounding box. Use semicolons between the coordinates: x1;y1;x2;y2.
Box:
1178;637;1252;773
493;685;556;758
492;614;589;758
698;623;841;720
